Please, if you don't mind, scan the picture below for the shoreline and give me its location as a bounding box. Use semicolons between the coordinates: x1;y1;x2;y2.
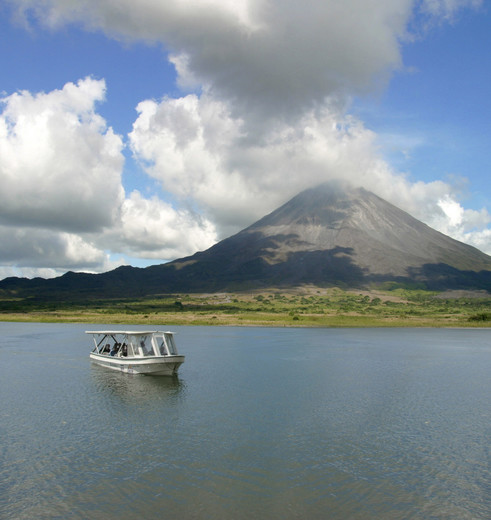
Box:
1;312;490;328
1;287;490;328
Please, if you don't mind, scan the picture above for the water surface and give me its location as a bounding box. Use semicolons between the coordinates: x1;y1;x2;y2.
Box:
1;323;490;519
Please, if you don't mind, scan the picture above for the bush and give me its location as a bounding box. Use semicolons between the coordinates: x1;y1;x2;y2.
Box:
468;313;490;322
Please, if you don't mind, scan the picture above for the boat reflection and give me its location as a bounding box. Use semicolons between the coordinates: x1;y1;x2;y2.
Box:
90;363;185;405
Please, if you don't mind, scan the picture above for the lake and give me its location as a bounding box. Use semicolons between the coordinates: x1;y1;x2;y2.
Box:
0;323;490;519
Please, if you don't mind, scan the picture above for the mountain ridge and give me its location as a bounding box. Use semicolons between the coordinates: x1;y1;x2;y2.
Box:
1;182;491;297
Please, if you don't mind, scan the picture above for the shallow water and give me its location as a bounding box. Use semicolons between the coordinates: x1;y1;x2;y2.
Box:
1;323;490;519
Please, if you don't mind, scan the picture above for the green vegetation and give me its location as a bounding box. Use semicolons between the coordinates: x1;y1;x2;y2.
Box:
1;286;490;327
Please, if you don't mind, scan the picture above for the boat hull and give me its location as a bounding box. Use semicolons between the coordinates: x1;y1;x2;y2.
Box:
90;352;185;376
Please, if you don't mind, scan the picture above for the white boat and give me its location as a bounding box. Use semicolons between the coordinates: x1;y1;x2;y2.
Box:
86;330;185;376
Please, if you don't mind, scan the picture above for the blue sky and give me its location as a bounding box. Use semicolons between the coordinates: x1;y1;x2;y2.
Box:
0;0;490;279
354;7;491;208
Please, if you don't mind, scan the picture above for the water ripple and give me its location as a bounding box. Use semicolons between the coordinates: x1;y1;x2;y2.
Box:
1;324;490;519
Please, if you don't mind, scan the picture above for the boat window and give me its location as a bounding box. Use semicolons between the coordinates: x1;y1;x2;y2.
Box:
110;343;120;357
126;342;135;357
140;339;151;356
126;335;149;356
155;335;168;356
119;342;128;357
164;333;177;355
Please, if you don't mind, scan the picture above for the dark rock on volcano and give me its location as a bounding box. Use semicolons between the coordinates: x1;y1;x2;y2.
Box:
1;182;491;298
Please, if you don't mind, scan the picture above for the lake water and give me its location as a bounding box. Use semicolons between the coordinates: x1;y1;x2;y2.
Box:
0;323;490;519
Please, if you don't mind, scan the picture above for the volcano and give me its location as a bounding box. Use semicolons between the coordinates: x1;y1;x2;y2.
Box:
159;182;491;291
1;182;491;297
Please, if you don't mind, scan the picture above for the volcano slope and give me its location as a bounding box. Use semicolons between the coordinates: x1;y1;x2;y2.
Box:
153;182;491;292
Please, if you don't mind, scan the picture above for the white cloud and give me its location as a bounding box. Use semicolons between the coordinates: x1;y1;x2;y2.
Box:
0;225;119;275
0;79;218;276
11;1;482;120
0;77;125;232
5;0;413;120
420;0;482;19
438;197;465;227
103;190;218;259
129;89;491;254
129;94;253;235
431;197;491;253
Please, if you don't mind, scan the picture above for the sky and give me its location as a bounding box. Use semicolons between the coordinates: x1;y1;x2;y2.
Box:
0;0;490;280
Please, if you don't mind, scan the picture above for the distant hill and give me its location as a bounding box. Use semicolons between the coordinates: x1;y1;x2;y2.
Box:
1;182;491;298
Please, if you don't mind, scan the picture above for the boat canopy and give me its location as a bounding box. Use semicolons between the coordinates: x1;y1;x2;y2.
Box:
86;330;178;357
86;330;174;335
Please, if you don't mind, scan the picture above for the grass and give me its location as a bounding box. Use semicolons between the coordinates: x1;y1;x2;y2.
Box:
1;286;490;327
